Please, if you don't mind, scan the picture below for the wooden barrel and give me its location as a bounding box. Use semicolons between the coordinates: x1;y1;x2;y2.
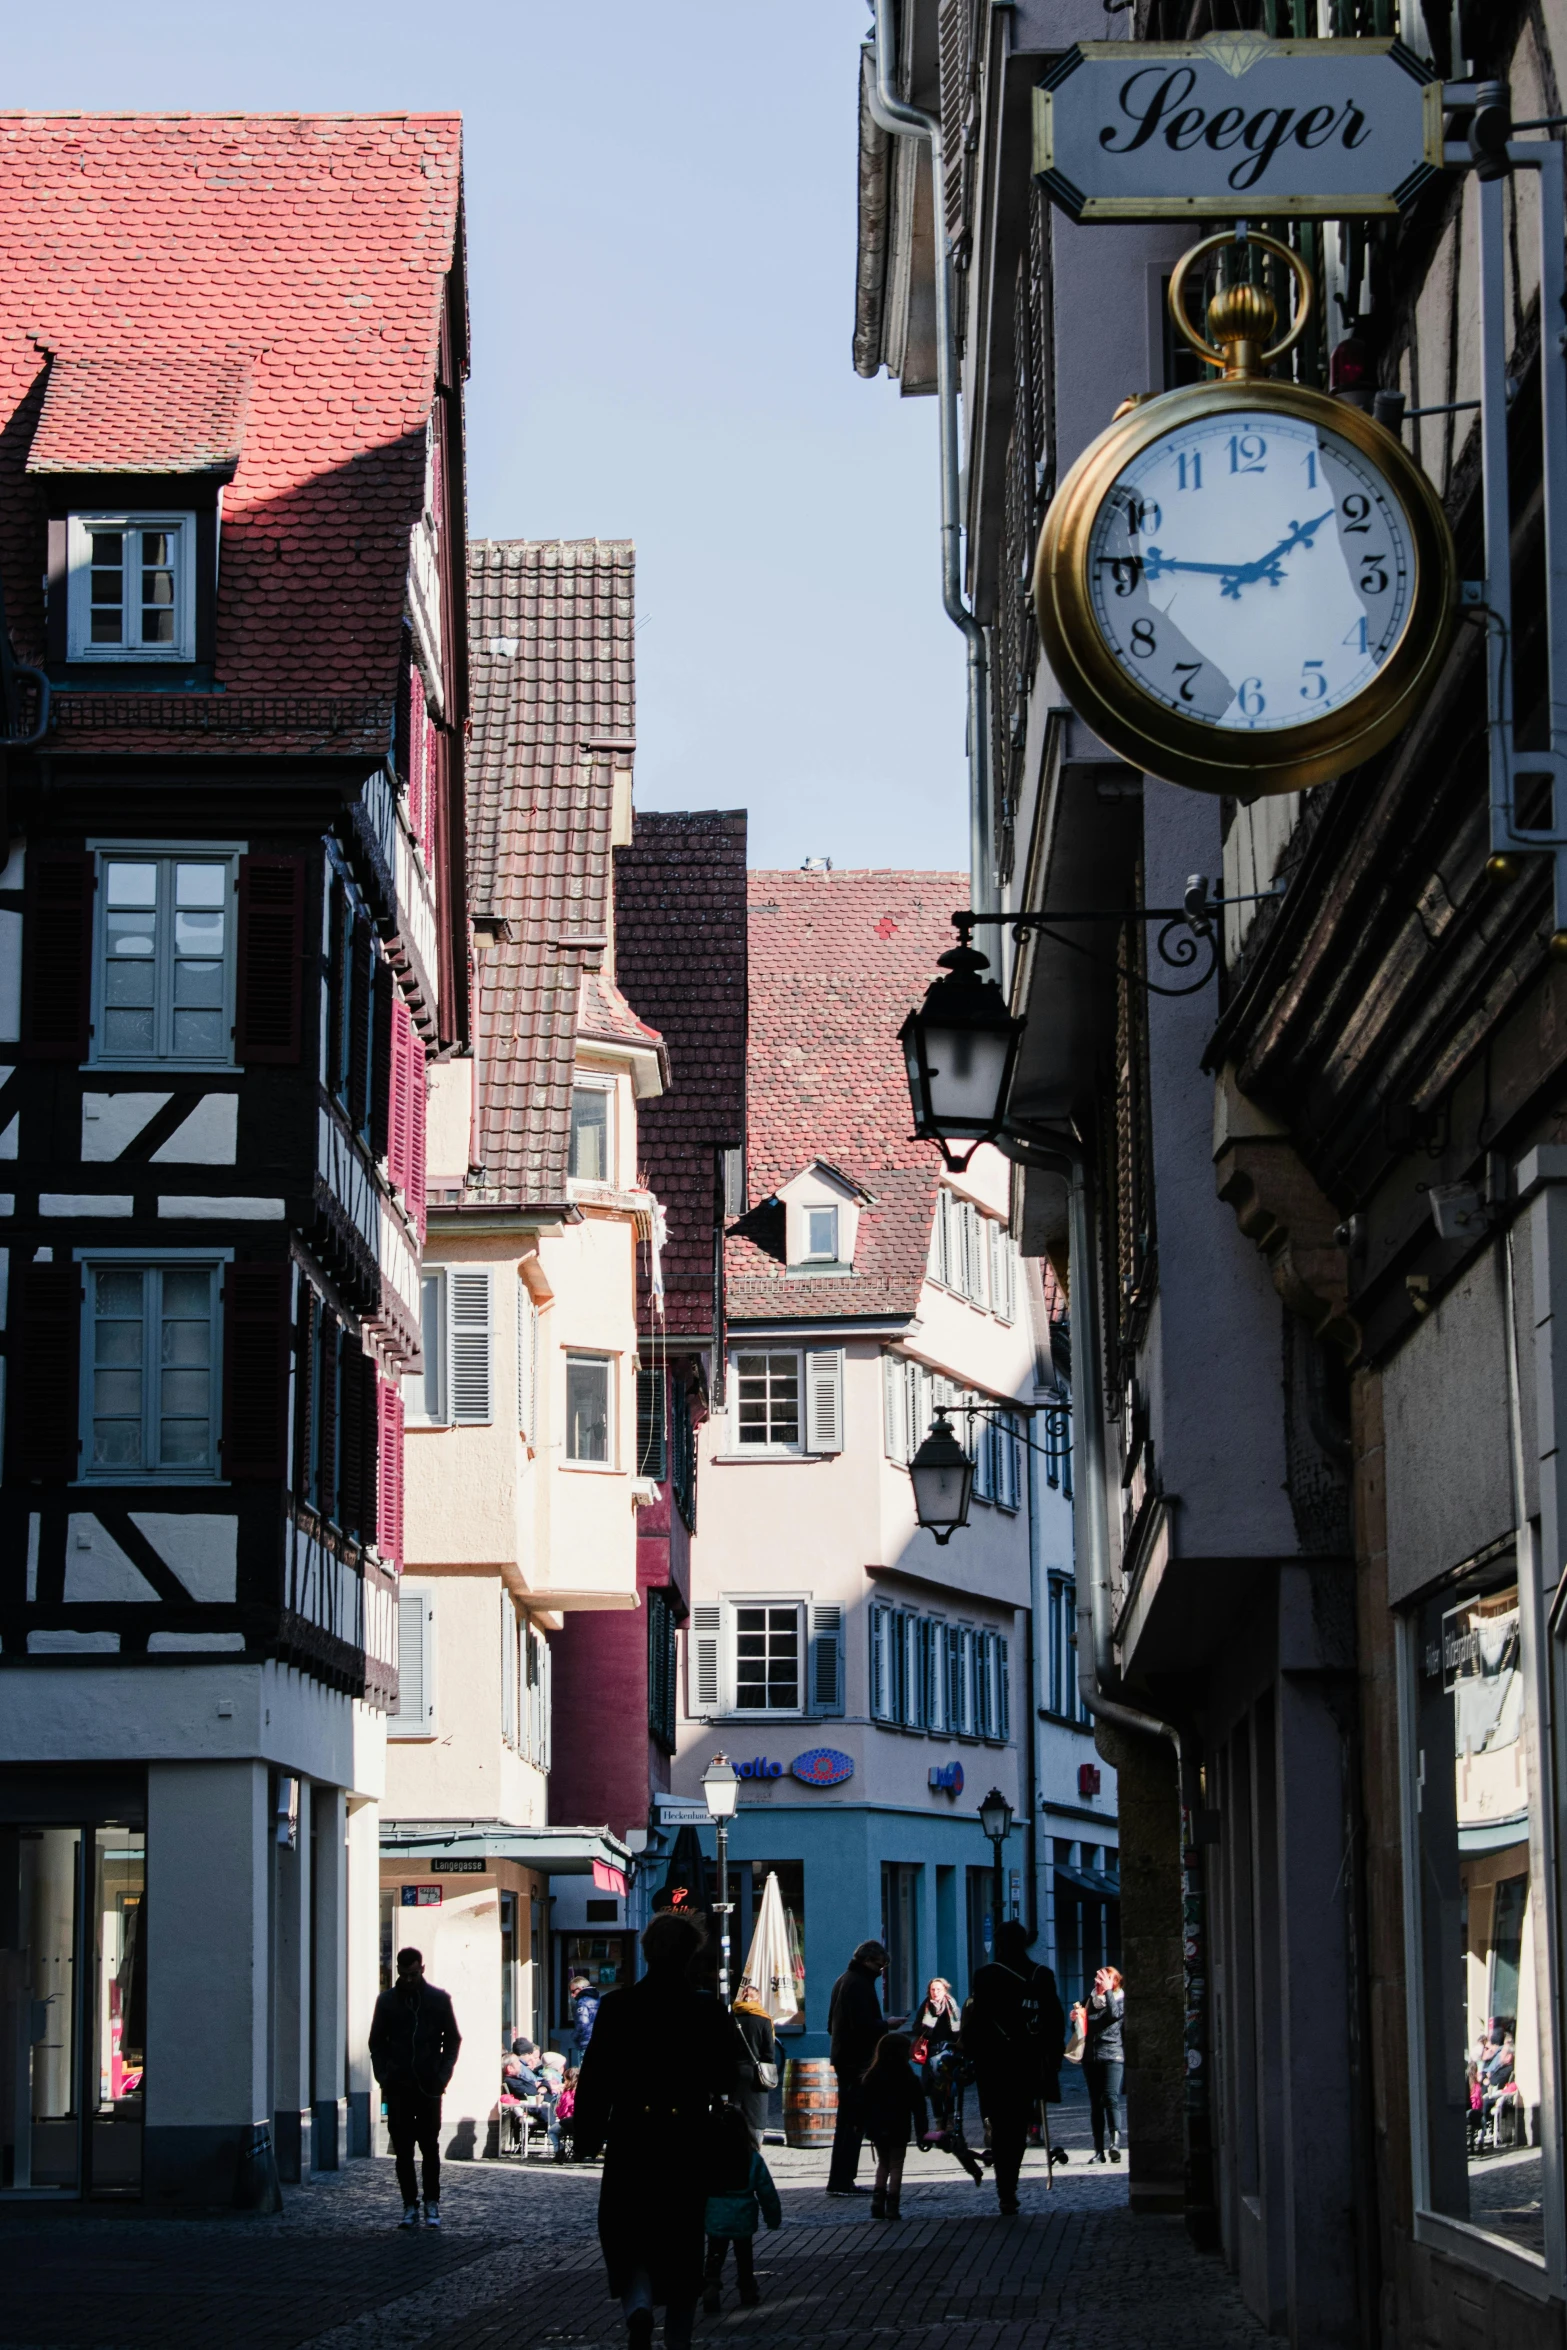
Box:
783;2057;837;2148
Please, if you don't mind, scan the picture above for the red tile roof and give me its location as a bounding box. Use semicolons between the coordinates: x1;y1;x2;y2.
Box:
578;966;667;1061
466;538;637;1203
614;810;749;1338
27;349;252;475
728;869;967;1322
0;112;463;725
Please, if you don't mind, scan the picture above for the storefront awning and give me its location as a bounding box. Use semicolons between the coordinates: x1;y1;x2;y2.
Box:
1457;1811;1530;1857
1055;1861;1120;1900
380;1821;633;1878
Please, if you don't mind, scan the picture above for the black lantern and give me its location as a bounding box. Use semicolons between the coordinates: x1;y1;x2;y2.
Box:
978;1785;1015;1941
909;1410;974;1545
898;934;1023;1171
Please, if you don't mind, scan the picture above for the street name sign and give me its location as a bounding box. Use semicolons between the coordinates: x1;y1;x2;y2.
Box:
1033;32;1442;220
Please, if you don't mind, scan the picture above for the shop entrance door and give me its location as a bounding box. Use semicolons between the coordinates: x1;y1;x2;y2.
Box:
0;1824;145;2197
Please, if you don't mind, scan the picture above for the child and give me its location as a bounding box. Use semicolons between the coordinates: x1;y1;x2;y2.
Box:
702;2101;781;2311
860;2031;929;2220
550;2066;578;2162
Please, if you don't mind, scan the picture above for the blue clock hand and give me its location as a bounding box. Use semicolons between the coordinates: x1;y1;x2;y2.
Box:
1217;510;1335;598
1140;546;1247;583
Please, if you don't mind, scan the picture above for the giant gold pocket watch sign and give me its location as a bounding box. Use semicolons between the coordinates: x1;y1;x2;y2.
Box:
1032;231;1457;797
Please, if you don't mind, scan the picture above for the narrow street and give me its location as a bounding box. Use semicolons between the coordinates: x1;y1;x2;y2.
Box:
0;2085;1268;2350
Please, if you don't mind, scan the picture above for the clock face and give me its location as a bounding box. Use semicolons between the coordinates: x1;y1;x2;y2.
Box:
1086;409;1417;734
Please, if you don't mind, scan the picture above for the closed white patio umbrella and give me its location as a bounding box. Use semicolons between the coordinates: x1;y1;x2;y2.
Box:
741;1869;799;2027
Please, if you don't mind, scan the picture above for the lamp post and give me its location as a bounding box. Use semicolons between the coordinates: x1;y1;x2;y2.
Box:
979;1786;1014;1957
909;1408;975;1544
702;1753;740;2001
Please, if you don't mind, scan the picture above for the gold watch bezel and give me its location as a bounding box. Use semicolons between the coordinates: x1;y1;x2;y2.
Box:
1031;378;1458;799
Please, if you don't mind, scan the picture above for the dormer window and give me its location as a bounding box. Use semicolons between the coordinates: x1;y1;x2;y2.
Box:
68;513;195;661
805;1205;839;1261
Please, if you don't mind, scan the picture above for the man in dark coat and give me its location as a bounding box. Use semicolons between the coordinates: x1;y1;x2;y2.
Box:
369;1946;462;2227
572;1909;749;2350
825;1938;887;2193
964;1919;1066;2215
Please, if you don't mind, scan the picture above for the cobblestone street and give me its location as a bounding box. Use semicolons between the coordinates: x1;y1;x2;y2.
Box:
1;2085;1271;2350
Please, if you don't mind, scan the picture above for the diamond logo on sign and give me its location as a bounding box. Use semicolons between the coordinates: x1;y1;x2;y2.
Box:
791;1747;854;1788
1033;33;1441;222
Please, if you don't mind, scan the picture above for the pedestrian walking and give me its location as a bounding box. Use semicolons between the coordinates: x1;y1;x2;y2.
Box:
571;1909;749;2350
702;2100;781;2312
731;1977;779;2146
569;1971;602;2062
964;1920;1066;2216
825;1938;887;2194
368;1947;462;2230
1074;1965;1126;2165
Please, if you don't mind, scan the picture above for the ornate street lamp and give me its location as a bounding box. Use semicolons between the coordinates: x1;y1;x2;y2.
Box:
909;1410;974;1544
979;1786;1015;1952
702;1753;740;2000
898;933;1023;1171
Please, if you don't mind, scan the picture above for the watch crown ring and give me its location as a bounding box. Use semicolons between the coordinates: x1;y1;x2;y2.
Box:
1169;231;1313;380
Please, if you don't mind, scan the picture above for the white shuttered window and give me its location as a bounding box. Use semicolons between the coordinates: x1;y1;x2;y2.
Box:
448;1270;493;1424
804;1348;844;1453
391;1589;436;1737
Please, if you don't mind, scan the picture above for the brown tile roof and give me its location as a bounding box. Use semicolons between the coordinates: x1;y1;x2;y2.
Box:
466;538;637;1202
0;111;463;729
728;869;967;1323
614;811;748;1338
27;348;252;475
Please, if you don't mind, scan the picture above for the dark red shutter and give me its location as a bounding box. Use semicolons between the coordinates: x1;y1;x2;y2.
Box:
235;854;304;1066
378;1381;403;1568
23;852;94;1061
220;1260;291;1481
9;1258;83;1479
388;995;411;1198
408;1028;427;1244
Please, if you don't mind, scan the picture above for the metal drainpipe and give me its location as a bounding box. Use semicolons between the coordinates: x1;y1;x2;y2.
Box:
866;0;993;921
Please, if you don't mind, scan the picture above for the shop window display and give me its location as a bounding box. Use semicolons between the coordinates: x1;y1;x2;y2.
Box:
1410;1574;1547;2257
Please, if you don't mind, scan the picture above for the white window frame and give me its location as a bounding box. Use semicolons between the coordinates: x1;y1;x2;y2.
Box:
390;1585;437;1738
564;1350;616;1468
731;1347;805;1454
567;1078;615;1185
729;1595;807;1719
77;1249;227;1485
804;1203;839;1261
89;844;240;1072
407;1268;448;1426
68;510;197;662
991;1222;1015;1323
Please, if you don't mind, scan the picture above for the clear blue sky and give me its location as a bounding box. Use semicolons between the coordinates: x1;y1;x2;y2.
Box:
6;0;968;872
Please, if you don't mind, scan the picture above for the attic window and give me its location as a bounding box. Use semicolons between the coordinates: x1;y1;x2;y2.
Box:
805;1206;839;1261
68;514;194;661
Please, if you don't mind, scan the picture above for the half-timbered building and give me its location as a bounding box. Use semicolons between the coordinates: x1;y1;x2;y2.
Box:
0;113;468;2204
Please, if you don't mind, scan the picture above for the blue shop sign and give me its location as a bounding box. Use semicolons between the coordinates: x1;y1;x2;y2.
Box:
735;1756;784;1779
929;1761;965;1797
792;1747;855;1789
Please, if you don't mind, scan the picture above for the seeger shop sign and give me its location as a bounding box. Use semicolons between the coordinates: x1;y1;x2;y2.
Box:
1033;31;1441;221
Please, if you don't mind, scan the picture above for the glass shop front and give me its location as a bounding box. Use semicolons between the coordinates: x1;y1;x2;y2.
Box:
0;1778;146;2197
